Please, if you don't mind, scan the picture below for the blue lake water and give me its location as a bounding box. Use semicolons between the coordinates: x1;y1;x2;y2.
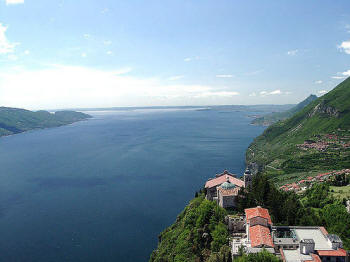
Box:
0;108;265;262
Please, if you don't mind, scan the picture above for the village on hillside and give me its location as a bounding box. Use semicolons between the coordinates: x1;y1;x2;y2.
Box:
204;169;350;262
279;169;350;193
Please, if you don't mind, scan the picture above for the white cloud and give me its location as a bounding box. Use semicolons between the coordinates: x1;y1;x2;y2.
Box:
168;75;184;81
331;70;350;79
106;50;113;55
81;53;87;58
0;65;242;109
184;56;199;62
338;40;350;54
331;76;346;79
249;92;257;97
24;50;30;55
314;80;323;84
104;40;112;45
216;74;234;78
287;49;298;56
269;89;282;95
318;90;328;95
341;69;350;76
5;0;24;5
259;90;289;97
0;23;19;54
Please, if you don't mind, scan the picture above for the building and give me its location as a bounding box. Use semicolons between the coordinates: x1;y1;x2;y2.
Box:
231;206;348;262
205;170;245;203
232;206;275;255
217;179;240;208
243;168;253;188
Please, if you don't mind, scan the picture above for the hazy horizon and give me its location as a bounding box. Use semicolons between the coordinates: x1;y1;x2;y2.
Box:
1;0;350;109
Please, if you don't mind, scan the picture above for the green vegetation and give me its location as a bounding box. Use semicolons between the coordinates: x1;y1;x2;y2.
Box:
0;107;91;137
247;77;350;182
330;185;350;200
149;194;232;262
238;176;350;249
302;183;350;249
235;249;280;262
252;94;317;126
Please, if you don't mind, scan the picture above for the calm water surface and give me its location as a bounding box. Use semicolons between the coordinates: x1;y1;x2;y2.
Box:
0;108;265;262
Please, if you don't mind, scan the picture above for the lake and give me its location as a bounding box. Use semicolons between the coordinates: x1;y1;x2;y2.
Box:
0;107;265;262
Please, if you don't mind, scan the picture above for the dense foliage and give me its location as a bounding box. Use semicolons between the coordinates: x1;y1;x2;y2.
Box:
252;94;317;126
149;194;231;262
0;107;91;136
235;249;280;262
238;175;350;250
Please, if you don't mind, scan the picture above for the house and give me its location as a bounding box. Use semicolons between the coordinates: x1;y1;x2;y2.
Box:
232;206;275;255
231;206;348;262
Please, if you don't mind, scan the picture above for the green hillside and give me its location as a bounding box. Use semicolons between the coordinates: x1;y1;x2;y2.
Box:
149;194;232;262
247;77;350;182
0;107;91;137
251;94;317;126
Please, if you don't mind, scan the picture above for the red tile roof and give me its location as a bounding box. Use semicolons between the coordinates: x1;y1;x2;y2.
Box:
317;248;347;257
245;206;272;224
249;225;274;248
205;175;245;188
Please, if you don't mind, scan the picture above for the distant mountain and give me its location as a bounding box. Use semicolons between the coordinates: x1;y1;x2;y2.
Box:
0;107;91;137
247;77;350;181
251;94;318;126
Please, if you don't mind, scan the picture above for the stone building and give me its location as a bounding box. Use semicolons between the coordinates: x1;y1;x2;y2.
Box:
217;180;240;208
243;168;253;188
205;170;245;205
231;206;349;262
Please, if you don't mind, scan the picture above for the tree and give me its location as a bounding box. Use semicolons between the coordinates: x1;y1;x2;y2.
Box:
235;249;281;262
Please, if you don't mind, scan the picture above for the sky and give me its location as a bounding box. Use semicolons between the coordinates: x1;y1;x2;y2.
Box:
0;0;350;109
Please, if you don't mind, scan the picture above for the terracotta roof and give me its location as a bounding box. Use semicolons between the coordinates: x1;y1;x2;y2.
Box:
215;170;236;178
205;175;245;188
249;225;274;248
218;186;240;196
317;248;347;257
245;206;272;224
319;226;328;236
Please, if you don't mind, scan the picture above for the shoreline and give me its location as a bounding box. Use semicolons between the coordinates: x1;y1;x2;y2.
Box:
0;117;91;139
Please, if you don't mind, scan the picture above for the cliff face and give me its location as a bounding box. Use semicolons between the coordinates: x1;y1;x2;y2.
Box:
246;77;350;178
309;103;340;118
